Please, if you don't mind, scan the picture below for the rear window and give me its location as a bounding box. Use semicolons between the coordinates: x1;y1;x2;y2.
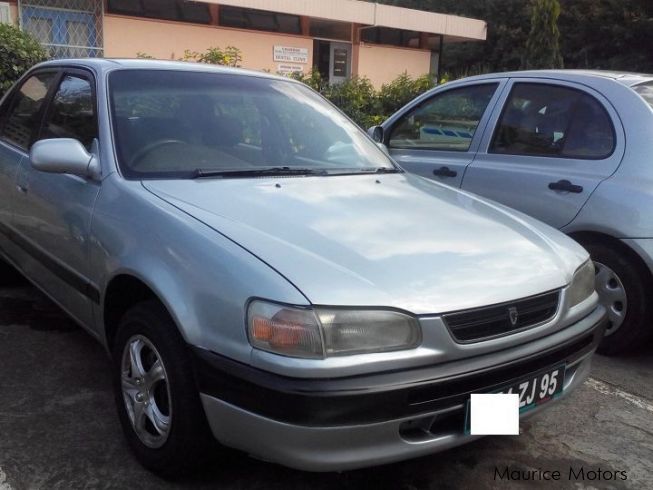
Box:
633;82;653;110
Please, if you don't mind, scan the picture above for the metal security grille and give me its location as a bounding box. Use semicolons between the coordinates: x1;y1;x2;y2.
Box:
18;0;103;58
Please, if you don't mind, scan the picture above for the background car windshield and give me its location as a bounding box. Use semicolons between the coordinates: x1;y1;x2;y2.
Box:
109;69;394;178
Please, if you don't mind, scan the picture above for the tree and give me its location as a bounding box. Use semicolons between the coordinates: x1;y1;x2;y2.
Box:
523;0;564;69
0;24;48;94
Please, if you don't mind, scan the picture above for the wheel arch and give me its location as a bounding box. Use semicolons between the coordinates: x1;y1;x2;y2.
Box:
103;273;174;353
568;230;653;283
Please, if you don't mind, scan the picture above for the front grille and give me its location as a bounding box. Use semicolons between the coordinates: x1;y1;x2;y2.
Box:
443;290;560;343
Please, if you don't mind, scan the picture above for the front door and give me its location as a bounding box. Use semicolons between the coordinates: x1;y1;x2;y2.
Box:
0;71;58;260
329;42;351;84
383;81;505;188
13;69;100;327
462;79;625;229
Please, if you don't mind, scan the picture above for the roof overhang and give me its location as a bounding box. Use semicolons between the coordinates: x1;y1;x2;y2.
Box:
203;0;487;41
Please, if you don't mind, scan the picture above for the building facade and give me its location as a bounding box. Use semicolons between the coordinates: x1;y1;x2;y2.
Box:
0;0;486;88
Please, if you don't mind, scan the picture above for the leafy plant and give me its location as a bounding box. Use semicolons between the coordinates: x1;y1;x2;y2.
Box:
522;0;564;69
181;46;243;67
377;72;436;117
0;24;48;95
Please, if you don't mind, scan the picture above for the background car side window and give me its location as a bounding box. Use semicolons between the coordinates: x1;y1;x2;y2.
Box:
41;75;97;150
388;84;498;151
0;72;57;150
491;83;615;159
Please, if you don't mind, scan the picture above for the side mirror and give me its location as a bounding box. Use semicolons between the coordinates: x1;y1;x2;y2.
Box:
369;125;385;143
30;138;101;180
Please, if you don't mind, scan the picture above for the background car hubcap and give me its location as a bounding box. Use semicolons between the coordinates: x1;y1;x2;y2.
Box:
594;261;627;336
121;335;172;448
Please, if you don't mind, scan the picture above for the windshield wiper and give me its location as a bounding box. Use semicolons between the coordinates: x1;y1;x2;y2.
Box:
350;167;402;174
193;167;329;179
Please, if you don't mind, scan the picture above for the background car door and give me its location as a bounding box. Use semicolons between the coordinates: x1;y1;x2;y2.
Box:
382;80;506;188
0;71;58;237
12;69;100;327
462;79;625;229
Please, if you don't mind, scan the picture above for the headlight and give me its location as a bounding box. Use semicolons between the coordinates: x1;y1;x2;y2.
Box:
247;300;421;359
567;260;596;307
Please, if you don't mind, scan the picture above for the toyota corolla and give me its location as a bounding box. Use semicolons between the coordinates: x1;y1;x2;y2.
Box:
0;59;606;475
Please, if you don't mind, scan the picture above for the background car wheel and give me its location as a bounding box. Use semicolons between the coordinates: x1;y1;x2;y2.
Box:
112;300;213;477
580;241;653;356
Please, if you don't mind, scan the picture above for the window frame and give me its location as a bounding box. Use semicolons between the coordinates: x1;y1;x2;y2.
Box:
0;68;61;153
37;67;99;150
488;82;617;161
387;82;501;153
107;0;212;25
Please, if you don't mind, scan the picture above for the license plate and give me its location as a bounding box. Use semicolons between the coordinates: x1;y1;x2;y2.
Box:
465;364;565;432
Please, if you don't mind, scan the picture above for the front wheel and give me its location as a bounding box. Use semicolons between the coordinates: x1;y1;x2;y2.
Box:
581;241;653;356
112;301;212;476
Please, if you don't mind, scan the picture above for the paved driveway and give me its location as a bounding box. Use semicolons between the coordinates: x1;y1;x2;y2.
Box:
0;279;651;490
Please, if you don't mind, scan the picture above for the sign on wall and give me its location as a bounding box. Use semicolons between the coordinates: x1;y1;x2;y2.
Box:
277;64;304;75
273;46;309;64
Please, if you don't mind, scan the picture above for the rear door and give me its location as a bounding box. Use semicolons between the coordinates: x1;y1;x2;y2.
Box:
382;80;506;188
462;79;625;229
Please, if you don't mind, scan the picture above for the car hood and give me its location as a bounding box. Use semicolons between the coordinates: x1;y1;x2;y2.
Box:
143;173;587;314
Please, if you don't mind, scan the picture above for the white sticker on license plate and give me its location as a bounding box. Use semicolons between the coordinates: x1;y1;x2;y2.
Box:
465;364;565;433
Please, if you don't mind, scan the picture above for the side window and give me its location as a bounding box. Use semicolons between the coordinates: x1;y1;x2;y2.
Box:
41;74;97;150
491;83;615;159
0;72;57;150
388;83;498;151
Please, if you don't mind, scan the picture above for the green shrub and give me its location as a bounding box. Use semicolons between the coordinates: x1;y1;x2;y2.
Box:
289;71;437;129
0;24;48;94
377;72;436;117
322;76;381;129
181;46;243;67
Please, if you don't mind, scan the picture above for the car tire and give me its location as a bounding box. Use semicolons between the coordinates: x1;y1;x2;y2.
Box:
111;300;213;477
581;241;653;356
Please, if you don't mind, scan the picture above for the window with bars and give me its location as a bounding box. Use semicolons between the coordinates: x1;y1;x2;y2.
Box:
19;0;103;58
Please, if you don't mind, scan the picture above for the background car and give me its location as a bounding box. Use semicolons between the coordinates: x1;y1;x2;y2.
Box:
372;70;653;355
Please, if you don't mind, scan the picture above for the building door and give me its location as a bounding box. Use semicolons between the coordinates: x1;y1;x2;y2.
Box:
329;42;351;84
19;1;102;58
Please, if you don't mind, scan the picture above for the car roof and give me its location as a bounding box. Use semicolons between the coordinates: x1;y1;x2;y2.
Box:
461;69;653;87
33;58;291;82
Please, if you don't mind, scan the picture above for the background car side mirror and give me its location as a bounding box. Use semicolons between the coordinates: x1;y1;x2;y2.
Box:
30;138;101;180
369;125;385;143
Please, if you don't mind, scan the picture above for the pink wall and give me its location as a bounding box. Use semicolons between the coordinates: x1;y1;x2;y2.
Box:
103;15;314;74
357;44;431;88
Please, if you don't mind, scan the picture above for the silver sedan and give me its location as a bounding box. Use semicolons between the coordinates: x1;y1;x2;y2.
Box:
373;70;653;356
0;60;605;475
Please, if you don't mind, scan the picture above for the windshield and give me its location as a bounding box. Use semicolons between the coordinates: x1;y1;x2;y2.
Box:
108;69;395;179
633;82;653;110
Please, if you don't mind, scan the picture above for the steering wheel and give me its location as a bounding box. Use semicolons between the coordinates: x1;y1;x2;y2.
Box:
129;139;189;168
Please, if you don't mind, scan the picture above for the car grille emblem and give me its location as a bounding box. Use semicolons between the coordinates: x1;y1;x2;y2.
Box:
508;307;519;327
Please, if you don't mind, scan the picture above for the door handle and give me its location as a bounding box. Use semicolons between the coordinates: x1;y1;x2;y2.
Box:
548;180;583;194
16;184;28;194
433;166;458;178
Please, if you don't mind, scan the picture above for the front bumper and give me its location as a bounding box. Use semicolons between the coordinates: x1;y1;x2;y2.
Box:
193;306;607;472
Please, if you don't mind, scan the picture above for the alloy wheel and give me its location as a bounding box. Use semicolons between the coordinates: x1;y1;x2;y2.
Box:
121;335;172;448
